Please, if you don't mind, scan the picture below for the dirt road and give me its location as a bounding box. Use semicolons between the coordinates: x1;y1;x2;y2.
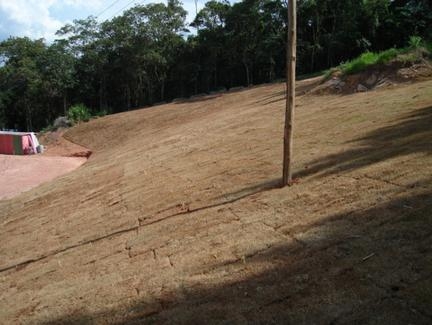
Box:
0;78;431;324
0;155;86;200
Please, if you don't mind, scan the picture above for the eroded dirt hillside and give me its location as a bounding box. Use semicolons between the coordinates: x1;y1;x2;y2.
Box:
0;79;431;324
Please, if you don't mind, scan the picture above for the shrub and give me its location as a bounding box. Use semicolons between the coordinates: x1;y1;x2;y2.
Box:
325;37;431;78
341;52;379;74
68;104;91;123
409;36;423;49
376;48;399;64
94;109;107;117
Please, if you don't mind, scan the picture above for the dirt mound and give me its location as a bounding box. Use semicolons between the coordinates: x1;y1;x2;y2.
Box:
38;129;92;158
312;60;432;95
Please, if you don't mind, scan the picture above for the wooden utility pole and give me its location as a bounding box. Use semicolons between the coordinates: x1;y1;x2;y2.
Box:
283;0;297;186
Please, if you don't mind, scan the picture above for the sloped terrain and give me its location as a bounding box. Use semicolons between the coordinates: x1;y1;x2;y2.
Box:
0;78;431;324
0;155;86;200
314;59;432;95
0;133;90;200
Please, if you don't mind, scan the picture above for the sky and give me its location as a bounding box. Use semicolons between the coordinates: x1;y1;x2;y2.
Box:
0;0;204;42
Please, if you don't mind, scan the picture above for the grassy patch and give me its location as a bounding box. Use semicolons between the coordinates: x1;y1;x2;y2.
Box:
340;48;401;75
325;37;432;78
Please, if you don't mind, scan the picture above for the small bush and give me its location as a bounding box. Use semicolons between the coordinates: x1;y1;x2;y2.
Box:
340;48;401;75
341;52;379;74
328;38;431;78
376;48;399;64
409;36;423;49
68;104;91;123
94;109;107;117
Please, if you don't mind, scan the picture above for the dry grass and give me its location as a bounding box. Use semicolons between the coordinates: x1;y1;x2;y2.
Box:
0;78;431;324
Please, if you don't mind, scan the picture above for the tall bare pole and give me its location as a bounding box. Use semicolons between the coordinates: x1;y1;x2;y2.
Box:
283;0;297;186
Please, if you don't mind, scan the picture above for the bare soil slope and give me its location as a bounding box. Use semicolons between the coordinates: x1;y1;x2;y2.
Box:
0;78;431;324
0;155;86;200
0;132;90;201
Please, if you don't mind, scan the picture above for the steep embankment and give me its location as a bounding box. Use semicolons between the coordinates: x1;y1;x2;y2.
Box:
0;78;431;324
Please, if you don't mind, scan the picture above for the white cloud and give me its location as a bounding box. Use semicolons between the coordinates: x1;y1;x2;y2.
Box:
0;0;104;41
0;0;211;42
0;0;60;40
62;0;103;10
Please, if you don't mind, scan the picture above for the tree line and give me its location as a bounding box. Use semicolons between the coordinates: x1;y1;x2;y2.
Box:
0;0;431;131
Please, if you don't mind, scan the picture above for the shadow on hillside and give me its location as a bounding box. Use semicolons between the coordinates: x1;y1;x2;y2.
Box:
255;90;285;106
256;77;324;106
43;186;432;324
296;105;432;179
218;178;282;201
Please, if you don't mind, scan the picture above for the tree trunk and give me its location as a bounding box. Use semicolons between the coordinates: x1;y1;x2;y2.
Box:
137;75;143;107
99;79;103;111
214;64;218;89
269;57;275;82
25;100;33;132
311;46;315;72
161;82;165;101
126;85;131;110
63;93;67;116
283;0;297;186
99;75;108;111
243;61;250;86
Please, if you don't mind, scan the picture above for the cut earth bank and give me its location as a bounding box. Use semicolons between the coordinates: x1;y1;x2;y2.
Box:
0;76;431;324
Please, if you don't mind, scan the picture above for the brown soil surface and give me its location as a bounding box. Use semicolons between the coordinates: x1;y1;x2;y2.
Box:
0;155;87;200
0;130;89;201
38;129;92;157
0;78;431;324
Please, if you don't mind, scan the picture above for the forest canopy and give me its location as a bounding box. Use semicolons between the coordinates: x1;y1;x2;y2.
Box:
0;0;431;131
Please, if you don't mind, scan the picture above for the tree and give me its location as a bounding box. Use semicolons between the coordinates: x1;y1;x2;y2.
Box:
56;17;109;112
0;0;431;131
0;37;47;131
41;40;76;115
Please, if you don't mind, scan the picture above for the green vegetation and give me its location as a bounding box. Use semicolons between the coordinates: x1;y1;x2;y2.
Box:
326;37;432;76
68;104;91;124
340;49;400;75
94;110;107;118
426;41;432;54
409;36;423;49
0;0;431;131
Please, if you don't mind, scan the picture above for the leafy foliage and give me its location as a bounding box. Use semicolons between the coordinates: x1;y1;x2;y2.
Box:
340;50;398;75
333;39;431;76
68;104;91;123
409;36;423;49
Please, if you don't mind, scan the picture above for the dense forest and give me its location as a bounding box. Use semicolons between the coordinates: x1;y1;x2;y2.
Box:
0;0;431;131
